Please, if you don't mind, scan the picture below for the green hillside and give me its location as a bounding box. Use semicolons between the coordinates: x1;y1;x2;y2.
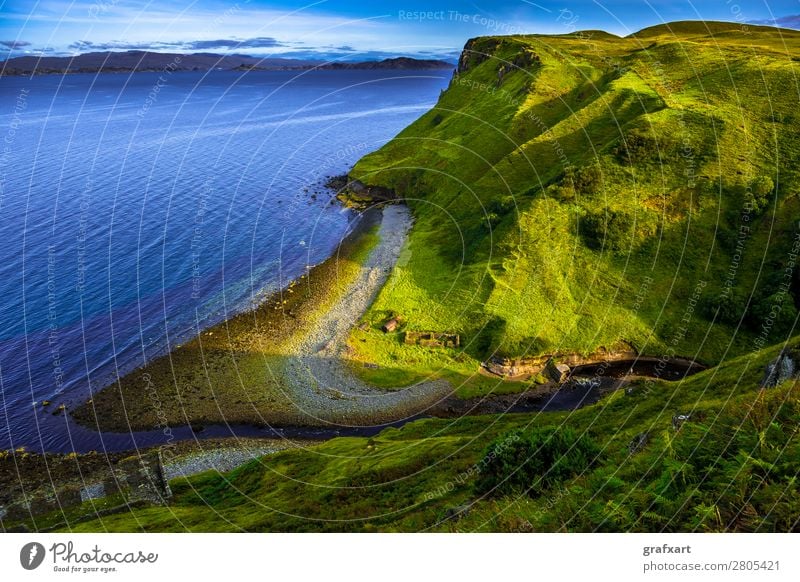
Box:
344;22;800;393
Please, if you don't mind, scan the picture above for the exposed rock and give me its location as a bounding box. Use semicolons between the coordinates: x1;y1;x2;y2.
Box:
672;413;691;431
80;482;106;502
544;359;570;383
575;377;601;390
628;432;650;454
116;451;172;505
482;342;638;379
513;50;540;69
331;177;398;208
457;38;502;73
482;354;551;378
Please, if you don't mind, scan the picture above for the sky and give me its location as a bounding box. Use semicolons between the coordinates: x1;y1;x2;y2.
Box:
1;0;799;62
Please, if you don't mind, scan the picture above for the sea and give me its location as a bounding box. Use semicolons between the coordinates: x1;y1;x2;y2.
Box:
0;68;450;452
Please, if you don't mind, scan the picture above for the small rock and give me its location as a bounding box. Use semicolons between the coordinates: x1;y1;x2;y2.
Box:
628;432;649;454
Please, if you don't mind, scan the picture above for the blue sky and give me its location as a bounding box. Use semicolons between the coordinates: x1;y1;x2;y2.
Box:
2;0;799;61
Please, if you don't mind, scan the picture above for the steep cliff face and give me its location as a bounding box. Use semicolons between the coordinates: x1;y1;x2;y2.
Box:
350;23;800;363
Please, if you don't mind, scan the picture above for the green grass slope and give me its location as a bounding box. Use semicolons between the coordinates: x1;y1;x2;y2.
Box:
344;22;800;392
31;335;799;532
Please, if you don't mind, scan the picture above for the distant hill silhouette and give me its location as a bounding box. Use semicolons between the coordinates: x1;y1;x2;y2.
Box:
0;50;454;76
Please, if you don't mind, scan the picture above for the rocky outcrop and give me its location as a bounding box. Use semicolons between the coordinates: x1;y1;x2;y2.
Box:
113;452;172;505
345;179;397;201
760;347;800;388
457;38;509;73
457;37;539;78
482;343;639;379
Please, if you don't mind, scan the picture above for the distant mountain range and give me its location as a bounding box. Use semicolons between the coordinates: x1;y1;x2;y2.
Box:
0;51;454;76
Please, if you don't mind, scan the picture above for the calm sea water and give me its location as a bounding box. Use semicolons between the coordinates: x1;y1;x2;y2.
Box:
0;69;449;452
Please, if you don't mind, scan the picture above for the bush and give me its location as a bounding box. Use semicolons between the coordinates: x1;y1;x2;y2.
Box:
474;427;600;497
580;209;634;251
485;198;514;227
750;291;798;336
563;164;603;196
614;129;666;164
702;291;747;324
745;175;774;214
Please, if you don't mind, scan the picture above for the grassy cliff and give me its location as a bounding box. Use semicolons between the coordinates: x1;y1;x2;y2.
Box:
344;22;800;392
13;22;800;533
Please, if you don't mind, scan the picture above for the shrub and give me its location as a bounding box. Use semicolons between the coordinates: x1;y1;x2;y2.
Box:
474;427;600;497
614;129;664;164
483;198;514;230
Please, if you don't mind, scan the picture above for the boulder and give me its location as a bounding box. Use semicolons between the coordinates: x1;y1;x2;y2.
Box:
544;359;570;383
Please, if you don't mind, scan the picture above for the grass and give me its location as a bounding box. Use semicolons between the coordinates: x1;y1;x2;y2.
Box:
20;332;797;532
71;214;382;432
